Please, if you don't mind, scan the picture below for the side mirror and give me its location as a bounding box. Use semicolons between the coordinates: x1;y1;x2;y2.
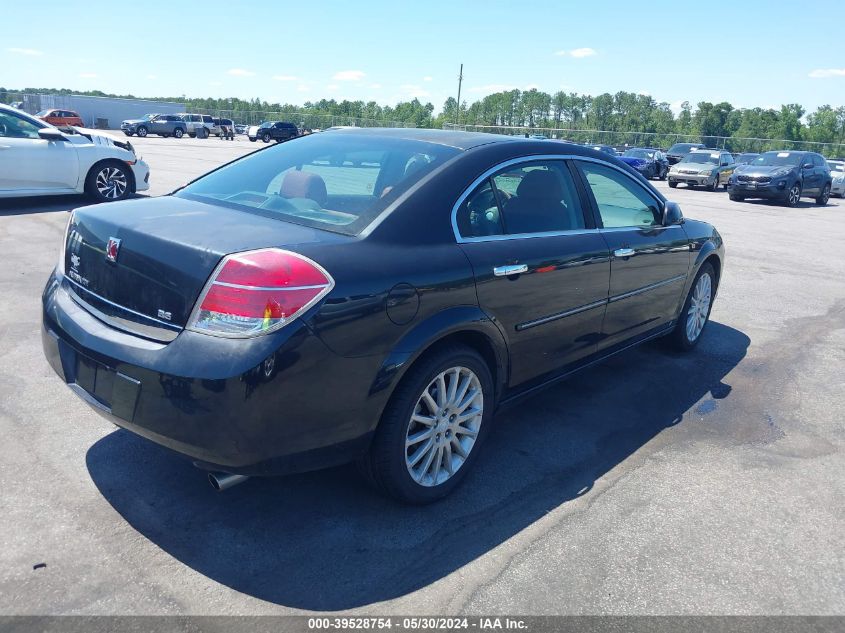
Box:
38;128;66;142
663;201;684;226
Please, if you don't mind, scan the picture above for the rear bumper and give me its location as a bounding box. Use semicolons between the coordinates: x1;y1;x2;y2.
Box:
41;272;383;476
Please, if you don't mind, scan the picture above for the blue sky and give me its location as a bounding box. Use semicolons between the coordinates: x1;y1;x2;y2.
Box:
3;0;844;115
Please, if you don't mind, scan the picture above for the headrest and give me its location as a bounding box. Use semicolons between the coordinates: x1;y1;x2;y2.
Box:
516;169;563;200
279;170;327;206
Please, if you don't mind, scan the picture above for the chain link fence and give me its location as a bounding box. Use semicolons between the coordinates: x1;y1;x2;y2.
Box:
443;123;845;157
0;92;415;130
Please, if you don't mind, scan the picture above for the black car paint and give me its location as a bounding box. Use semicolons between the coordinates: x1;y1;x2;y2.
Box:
42;130;724;477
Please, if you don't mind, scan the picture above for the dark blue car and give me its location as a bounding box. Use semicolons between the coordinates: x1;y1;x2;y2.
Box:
620;148;668;180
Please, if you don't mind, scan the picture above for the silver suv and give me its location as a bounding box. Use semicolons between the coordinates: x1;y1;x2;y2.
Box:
177;113;214;137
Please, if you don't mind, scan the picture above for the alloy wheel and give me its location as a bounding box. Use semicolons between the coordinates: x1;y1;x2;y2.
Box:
788;184;801;206
686;272;712;342
95;166;128;200
405;366;483;487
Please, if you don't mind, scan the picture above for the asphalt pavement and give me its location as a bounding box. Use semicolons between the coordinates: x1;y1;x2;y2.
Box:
1;135;842;615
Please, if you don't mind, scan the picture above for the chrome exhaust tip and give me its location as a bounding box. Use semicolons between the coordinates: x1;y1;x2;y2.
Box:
208;472;249;492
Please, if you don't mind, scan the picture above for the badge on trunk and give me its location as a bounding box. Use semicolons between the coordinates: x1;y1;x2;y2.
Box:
106;237;121;263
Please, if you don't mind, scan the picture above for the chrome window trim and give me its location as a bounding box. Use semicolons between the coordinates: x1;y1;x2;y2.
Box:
451;154;665;243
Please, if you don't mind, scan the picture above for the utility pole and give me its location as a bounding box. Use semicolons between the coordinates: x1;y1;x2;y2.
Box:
455;64;463;126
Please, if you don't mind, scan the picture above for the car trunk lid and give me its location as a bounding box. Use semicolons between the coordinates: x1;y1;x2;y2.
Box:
63;195;347;339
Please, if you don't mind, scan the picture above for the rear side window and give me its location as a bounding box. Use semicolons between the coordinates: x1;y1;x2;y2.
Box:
577;161;662;228
456;160;585;238
176;135;459;236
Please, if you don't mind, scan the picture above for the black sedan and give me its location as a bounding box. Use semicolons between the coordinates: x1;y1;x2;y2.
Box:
42;130;724;503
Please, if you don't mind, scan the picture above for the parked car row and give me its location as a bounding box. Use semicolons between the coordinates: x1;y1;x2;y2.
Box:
120;113;239;139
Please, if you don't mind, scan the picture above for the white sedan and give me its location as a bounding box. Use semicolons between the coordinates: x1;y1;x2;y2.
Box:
0;104;149;202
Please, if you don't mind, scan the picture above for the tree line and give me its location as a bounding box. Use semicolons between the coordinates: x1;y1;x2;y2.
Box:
3;86;844;154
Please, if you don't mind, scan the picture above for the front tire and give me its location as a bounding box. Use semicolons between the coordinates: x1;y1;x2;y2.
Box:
668;180;677;188
669;262;715;351
136;126;148;138
85;160;133;203
816;183;830;205
123;131;134;137
262;132;272;143
359;345;494;504
729;193;744;201
786;183;802;207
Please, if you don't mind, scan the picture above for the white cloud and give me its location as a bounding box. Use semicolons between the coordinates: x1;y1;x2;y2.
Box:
209;81;223;87
78;72;98;79
333;70;365;81
638;89;651;96
400;84;430;99
523;83;540;91
296;84;310;92
555;47;597;58
326;84;340;90
669;100;685;115
809;68;845;79
370;83;383;90
146;74;157;80
273;74;299;81
7;47;43;56
469;83;516;94
423;76;433;82
227;68;255;77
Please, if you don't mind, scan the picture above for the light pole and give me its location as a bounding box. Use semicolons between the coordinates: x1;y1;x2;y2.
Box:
455;63;463;126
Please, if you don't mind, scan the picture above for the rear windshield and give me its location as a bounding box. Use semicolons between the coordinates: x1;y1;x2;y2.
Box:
680;152;719;164
176;134;459;235
751;152;803;167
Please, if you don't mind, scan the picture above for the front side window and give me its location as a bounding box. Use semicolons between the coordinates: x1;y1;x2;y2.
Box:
456;160;585;238
578;161;662;228
0;111;43;139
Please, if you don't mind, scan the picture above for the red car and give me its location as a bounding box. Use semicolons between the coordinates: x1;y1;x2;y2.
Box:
36;109;85;128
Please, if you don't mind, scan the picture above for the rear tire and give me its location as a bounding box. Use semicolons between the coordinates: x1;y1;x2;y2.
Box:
84;160;134;203
174;128;184;139
358;345;494;504
668;181;677;188
669;263;715;351
816;183;830;205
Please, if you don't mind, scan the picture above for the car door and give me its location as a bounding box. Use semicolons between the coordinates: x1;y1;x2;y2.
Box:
800;154;819;195
719;152;735;185
454;158;611;386
573;159;690;350
0;110;79;191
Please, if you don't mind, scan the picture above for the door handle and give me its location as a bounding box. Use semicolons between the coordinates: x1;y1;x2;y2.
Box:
613;248;636;258
493;264;528;277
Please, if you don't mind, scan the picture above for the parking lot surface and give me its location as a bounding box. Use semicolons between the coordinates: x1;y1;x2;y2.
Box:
1;136;843;615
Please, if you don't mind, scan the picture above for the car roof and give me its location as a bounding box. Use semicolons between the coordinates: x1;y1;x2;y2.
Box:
326;127;640;154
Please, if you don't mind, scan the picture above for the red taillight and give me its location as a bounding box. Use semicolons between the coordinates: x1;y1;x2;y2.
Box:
188;248;334;337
